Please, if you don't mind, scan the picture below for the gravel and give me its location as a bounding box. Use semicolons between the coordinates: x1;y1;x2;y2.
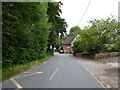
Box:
74;56;118;88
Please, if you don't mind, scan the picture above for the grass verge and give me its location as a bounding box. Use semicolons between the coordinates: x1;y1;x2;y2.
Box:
2;55;53;82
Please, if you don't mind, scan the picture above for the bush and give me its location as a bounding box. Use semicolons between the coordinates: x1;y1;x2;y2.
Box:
2;2;50;68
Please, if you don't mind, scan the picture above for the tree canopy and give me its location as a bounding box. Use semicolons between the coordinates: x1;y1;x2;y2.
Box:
47;2;67;52
69;26;81;35
63;26;81;40
73;16;119;55
2;2;67;68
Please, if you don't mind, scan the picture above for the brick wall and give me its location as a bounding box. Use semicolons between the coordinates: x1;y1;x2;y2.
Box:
62;45;72;53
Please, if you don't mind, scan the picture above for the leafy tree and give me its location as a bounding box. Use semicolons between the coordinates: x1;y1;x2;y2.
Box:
54;37;62;51
47;2;67;53
63;26;81;41
2;2;50;68
69;26;81;36
73;16;119;55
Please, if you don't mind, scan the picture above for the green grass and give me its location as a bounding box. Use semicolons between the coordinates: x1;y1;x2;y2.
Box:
2;55;52;82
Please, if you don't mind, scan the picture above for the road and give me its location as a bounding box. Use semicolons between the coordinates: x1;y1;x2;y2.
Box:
2;53;104;88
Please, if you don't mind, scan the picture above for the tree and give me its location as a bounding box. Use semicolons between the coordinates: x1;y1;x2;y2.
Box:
2;2;50;68
69;26;81;36
47;2;67;53
63;26;81;41
73;16;119;55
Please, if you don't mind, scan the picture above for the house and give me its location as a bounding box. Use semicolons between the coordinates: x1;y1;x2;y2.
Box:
62;34;79;53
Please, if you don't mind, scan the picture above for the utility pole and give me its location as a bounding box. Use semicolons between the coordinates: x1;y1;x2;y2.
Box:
118;1;120;23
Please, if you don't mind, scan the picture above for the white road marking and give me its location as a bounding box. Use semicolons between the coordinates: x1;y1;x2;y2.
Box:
76;60;105;88
50;68;59;80
14;72;43;79
11;78;22;89
44;62;47;64
24;72;42;74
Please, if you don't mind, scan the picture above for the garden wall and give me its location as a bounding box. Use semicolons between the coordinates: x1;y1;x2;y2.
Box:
75;52;119;60
74;53;95;59
95;52;119;59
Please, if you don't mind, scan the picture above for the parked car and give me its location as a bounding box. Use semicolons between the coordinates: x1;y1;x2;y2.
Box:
59;50;64;53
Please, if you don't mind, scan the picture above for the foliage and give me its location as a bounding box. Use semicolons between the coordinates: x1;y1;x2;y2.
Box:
63;26;81;40
2;2;67;69
47;2;67;53
54;37;62;51
73;16;119;55
69;26;81;36
2;55;51;81
2;2;50;68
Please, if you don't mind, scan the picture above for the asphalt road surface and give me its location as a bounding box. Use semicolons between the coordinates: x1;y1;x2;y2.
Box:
2;53;104;88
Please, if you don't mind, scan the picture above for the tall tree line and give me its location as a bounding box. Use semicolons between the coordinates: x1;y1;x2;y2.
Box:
2;2;67;68
47;2;67;52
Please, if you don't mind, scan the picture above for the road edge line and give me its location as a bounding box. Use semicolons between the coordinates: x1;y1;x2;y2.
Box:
76;60;106;88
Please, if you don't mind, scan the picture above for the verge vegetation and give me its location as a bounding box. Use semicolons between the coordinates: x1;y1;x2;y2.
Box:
2;2;67;81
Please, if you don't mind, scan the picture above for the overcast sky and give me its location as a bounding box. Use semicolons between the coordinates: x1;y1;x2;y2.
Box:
55;0;120;33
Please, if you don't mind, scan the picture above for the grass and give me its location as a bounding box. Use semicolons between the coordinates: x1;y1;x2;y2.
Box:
2;55;53;82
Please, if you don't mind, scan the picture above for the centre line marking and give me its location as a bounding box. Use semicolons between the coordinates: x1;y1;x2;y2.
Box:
11;78;22;89
50;68;59;80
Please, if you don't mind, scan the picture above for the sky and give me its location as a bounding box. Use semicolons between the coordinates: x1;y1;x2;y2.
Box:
55;0;120;33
